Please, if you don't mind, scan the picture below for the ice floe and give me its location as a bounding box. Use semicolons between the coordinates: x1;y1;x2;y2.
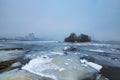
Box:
22;55;100;80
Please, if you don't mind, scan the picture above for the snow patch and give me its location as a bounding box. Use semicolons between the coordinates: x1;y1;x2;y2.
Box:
50;52;64;55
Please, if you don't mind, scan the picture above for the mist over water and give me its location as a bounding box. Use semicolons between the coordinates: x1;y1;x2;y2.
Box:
0;0;120;41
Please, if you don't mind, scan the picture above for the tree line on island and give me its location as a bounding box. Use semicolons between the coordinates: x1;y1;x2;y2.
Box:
64;33;91;42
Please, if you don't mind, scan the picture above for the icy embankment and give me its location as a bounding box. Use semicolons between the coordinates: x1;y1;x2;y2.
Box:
22;54;104;80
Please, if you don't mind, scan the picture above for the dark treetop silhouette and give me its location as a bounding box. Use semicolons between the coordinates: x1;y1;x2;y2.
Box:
64;33;91;42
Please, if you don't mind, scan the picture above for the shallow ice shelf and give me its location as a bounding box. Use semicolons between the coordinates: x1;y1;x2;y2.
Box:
22;54;100;80
0;69;53;80
0;50;24;62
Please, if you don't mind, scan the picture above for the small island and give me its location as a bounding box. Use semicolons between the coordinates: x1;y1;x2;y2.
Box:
64;33;91;42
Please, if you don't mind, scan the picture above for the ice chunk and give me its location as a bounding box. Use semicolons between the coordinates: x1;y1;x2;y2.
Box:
11;62;21;67
22;55;100;80
80;59;102;71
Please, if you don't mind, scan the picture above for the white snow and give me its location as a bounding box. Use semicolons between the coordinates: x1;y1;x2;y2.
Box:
50;52;64;55
63;46;70;51
64;63;69;65
76;43;111;47
88;49;105;53
22;56;57;80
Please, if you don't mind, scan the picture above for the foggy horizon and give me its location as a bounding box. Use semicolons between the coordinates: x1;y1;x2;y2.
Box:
0;0;120;41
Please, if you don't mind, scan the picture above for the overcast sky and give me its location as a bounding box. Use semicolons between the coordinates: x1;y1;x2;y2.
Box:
0;0;120;41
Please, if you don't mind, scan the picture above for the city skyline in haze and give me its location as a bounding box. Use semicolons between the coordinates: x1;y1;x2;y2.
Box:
0;0;120;41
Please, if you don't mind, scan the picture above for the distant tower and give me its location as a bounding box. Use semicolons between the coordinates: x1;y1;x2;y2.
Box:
26;33;35;40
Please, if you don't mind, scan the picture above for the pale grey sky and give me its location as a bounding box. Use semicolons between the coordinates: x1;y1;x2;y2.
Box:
0;0;120;41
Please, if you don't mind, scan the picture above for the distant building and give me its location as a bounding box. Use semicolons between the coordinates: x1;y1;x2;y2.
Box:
25;33;36;40
0;33;44;41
